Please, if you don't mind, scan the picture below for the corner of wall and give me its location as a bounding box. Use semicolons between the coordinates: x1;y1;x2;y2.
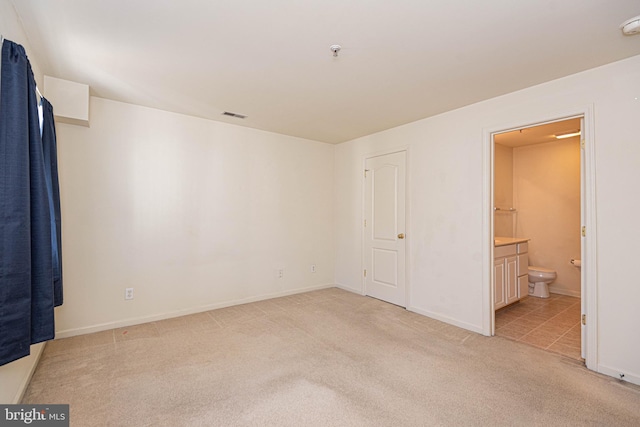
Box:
0;343;46;403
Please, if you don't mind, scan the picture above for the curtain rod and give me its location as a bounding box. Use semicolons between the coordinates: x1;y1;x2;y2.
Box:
1;34;44;99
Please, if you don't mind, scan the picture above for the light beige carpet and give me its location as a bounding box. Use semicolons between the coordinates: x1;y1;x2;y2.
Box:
23;288;640;426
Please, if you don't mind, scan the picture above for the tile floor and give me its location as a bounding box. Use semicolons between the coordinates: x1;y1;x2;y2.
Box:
495;293;582;360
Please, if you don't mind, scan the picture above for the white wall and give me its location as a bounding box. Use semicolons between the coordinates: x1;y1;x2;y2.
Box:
0;2;42;85
54;97;335;334
334;54;640;384
514;138;581;296
0;0;45;404
336;117;486;333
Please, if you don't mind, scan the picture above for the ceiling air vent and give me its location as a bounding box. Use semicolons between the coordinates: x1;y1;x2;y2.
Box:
222;111;247;119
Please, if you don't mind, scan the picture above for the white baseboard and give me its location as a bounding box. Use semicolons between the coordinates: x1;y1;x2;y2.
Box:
597;364;640;387
334;283;484;335
55;283;335;339
549;286;581;298
334;283;364;295
328;285;485;336
0;342;46;404
407;306;484;335
15;343;45;404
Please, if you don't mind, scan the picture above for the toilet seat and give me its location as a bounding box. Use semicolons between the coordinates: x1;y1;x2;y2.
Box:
528;266;557;282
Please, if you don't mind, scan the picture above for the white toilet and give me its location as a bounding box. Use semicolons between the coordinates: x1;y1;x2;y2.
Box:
528;266;557;298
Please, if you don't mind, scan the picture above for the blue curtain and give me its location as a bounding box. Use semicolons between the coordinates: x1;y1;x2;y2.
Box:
0;39;62;366
41;98;63;307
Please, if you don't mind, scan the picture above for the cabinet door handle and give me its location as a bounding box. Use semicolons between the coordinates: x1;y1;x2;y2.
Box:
398;233;405;239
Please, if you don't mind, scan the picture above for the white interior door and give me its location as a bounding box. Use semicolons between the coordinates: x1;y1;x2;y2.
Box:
364;151;406;307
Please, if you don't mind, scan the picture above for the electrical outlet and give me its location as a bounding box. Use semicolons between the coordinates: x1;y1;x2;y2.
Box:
277;269;284;279
125;287;134;300
311;264;316;273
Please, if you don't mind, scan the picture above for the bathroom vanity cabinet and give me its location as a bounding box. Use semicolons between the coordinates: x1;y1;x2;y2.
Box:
494;238;529;310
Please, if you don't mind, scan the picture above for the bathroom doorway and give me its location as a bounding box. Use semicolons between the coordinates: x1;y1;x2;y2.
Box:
484;110;597;369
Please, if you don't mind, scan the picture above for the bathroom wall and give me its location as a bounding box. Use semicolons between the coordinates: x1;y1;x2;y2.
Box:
494;143;514;237
513;138;581;296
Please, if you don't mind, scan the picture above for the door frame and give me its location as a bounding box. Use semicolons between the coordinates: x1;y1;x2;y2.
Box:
481;105;597;370
361;147;411;308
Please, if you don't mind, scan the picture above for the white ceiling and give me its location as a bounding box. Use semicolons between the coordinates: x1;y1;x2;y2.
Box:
494;118;581;148
11;1;640;144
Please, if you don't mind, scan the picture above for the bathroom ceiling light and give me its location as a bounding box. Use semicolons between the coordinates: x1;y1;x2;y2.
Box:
621;15;640;35
555;131;581;139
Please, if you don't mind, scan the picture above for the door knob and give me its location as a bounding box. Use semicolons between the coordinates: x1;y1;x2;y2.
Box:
398;233;405;239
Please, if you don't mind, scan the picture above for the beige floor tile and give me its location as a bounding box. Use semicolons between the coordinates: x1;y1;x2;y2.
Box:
523;328;564;341
536;323;573;335
495;325;530;340
495;294;582;360
509;317;546;328
568;323;582;333
548;341;582;359
519;335;551;349
494;316;515;328
563;329;582;341
556;338;581;349
526;313;557;323
499;306;531;316
553;318;580;328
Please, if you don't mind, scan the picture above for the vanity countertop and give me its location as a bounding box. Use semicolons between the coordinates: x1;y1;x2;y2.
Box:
494;237;529;247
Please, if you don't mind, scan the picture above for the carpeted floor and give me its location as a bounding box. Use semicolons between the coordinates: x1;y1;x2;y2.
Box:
23;288;640;426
